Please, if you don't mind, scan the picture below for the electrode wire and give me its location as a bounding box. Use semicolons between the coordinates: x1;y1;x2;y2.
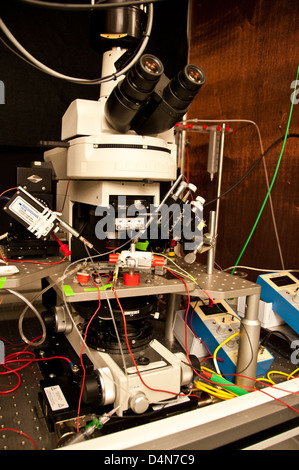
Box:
15;0;162;10
151;251;218;304
16;263;81;347
112;286;198;400
223;265;299;274
212;331;240;375
0;337;72;395
84;244;128;377
181;118;296;270
203;134;299;208
0;337;73;449
5;288;47;347
232;64;299;274
0;427;38;450
76;278;102;433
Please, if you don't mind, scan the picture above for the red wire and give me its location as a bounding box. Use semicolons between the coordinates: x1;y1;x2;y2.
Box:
0;338;71;394
185;145;190;183
221;372;299;416
112;285;199;399
0;336;73;447
163;267;201;379
0;352;35;390
0;366;21;394
0;427;38;450
0;333;75;452
0;336;25;347
189;304;213;356
77;279;101;432
202;289;216;305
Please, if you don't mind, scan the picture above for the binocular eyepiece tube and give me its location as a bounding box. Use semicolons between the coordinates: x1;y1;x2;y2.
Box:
105;54;205;135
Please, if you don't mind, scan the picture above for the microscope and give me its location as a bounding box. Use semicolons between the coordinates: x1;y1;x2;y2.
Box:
3;1;211;434
40;1;207;421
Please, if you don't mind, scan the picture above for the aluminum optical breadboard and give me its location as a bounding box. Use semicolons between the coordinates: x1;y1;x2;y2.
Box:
47;262;261;303
0;319;54;450
0;251;68;290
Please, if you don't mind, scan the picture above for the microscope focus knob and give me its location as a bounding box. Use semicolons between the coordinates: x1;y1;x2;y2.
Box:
82;372;102;405
82;367;115;406
129;392;149;414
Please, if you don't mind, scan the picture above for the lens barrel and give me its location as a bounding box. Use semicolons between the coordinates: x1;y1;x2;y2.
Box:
104;54;164;133
163;64;206;109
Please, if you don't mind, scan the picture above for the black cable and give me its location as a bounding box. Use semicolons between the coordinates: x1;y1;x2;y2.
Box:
260;329;292;348
266;343;290;360
204;133;299;207
13;0;165;10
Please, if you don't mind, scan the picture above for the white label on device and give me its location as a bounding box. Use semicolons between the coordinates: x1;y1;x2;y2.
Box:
9;196;41;226
44;385;69;411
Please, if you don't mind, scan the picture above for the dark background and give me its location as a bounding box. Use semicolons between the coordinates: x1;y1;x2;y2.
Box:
0;0;189;147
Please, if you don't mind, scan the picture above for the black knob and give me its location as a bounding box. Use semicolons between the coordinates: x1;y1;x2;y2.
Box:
81;372;102;405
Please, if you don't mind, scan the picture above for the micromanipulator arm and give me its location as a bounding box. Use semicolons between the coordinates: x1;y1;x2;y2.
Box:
3;186;94;250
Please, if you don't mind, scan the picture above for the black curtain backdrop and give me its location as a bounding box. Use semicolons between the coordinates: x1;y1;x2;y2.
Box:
0;0;189;147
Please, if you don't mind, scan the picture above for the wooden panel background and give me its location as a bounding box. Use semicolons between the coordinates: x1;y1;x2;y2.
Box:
186;0;299;280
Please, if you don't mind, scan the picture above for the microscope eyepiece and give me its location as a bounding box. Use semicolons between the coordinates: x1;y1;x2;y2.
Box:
140;55;163;76
104;54;163;133
164;64;205;106
125;54;164;96
186;64;205;84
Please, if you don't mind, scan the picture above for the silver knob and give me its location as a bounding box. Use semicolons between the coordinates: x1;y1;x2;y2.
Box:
129;392;149;414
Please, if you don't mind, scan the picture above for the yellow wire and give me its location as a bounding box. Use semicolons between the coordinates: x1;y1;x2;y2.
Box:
202;367;239;397
213;331;240;375
266;370;290;384
256;377;274;385
198;367;239;399
287;368;299;381
194;381;230;400
256;368;299;386
193;379;237;400
162;265;197;283
152;252;199;285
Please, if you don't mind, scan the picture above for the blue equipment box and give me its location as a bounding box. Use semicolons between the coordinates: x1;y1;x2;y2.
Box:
257;271;299;334
187;299;274;379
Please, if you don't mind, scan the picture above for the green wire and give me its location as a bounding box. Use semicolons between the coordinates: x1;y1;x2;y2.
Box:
231;64;299;275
